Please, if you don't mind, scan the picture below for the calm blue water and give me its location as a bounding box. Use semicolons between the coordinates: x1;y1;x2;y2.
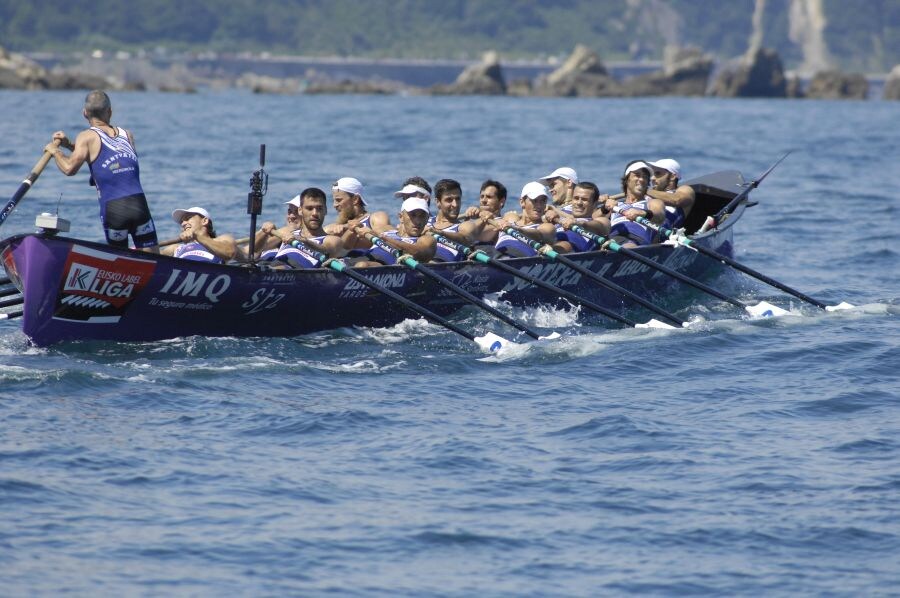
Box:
1;90;898;595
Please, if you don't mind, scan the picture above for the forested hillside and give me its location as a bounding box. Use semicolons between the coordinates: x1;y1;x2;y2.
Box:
1;0;896;71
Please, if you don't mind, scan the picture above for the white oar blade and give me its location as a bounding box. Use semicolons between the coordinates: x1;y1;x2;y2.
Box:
538;331;561;341
746;301;790;317
474;332;513;352
825;302;855;312
635;319;678;329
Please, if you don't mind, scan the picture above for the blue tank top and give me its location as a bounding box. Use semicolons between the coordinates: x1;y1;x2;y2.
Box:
273;234;327;268
88;127;144;205
663;205;686;230
366;230;419;265
174;241;223;264
495;223;541;258
555;217;597;252
432;222;464;262
610;199;655;245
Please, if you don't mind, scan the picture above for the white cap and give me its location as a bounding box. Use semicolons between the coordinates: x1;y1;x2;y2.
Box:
521;181;550;200
649;158;682;178
332;177;367;206
401;197;430;214
284;194;302;208
624;161;653;177
539;167;578;185
393;184;430;199
172;206;211;223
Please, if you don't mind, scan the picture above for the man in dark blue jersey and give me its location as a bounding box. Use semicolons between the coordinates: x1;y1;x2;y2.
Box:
45;90;158;252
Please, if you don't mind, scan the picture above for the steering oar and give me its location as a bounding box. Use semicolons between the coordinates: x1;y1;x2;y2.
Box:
0;143;58;230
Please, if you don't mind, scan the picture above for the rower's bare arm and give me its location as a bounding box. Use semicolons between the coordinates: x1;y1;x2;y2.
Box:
47;130;92;176
369;211;392;234
198;233;238;262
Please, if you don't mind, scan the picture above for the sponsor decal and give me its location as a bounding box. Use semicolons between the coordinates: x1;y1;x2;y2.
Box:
54;245;156;323
500;261;590;293
158;268;231;303
339;271;406;299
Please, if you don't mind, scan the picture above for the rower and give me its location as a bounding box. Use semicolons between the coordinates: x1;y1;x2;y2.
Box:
265;187;344;268
547;181;610;253
493;182;558;258
462;179;509;248
426;179;482;262
250;193;302;260
648;158;695;230
325;177;390;250
161;207;239;263
355;197;436;265
393;176;432;207
603;161;666;247
538;166;579;206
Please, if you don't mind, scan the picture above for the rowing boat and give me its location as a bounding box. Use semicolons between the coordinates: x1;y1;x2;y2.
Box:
0;170;748;347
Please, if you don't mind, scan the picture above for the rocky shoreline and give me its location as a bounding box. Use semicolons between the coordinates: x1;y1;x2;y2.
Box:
2;45;897;100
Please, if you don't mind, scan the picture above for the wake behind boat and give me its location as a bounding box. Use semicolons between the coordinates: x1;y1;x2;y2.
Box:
1;170;760;347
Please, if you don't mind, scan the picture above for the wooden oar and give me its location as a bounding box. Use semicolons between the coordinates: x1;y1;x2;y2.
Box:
573;222;789;317
697;151;791;233
430;232;646;328
287;239;512;352
0;145;57;229
500;227;686;327
366;233;559;341
631;214;853;312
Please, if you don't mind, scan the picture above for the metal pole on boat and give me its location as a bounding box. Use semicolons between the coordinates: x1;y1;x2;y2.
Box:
246;144;267;264
0;145;58;230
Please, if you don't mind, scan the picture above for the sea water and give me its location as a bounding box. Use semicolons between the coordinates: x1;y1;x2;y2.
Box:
0;90;898;595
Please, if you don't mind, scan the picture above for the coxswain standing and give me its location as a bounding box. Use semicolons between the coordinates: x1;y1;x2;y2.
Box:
161;207;238;263
45;90;159;252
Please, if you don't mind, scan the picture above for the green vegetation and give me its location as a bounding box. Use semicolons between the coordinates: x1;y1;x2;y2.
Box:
1;0;896;71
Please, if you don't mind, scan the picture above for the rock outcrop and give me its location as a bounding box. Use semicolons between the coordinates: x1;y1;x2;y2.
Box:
304;78;400;95
711;48;787;97
427;51;506;95
533;45;621;97
884;65;900;100
620;46;713;97
236;73;302;94
804;69;868;99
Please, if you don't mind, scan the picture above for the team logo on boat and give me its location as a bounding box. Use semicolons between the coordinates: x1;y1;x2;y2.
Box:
54;246;156;323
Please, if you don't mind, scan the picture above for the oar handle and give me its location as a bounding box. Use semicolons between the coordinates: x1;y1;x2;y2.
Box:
159;235;251;248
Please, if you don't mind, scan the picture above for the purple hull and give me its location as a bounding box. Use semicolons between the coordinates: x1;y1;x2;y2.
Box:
0;171;746;347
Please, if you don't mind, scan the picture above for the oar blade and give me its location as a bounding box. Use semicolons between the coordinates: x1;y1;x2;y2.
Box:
745;301;790;318
538;331;561;341
825;302;855;312
635;319;678;329
474;331;514;352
